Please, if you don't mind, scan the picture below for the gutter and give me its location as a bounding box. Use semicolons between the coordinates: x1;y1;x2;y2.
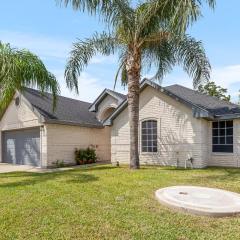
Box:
214;113;240;120
44;119;104;129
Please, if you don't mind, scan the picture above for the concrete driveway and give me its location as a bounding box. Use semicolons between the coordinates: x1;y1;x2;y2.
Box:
0;163;41;173
0;163;64;173
0;162;108;173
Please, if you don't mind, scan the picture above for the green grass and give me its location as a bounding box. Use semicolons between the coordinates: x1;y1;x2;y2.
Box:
0;165;240;240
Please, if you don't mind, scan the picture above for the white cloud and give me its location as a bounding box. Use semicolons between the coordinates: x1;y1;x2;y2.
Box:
0;30;118;65
155;64;240;102
53;70;108;102
52;69;127;103
0;30;71;60
211;65;240;89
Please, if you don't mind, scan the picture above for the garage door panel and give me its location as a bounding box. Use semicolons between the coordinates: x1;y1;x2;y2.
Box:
22;135;40;166
3;128;40;166
5;138;17;164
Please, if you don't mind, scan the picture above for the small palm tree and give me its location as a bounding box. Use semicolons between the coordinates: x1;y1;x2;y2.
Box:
59;0;215;169
0;42;59;111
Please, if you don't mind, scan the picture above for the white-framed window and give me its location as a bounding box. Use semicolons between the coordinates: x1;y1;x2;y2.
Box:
212;120;233;153
141;120;157;153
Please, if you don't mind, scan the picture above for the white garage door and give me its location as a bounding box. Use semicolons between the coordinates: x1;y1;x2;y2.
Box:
2;128;40;167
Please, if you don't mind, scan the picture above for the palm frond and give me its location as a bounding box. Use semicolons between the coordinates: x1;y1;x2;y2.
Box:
136;0;215;38
172;35;211;88
142;40;175;82
0;42;59;112
165;0;216;33
142;34;211;88
114;61;124;90
57;0;134;30
140;31;170;46
65;32;118;93
57;0;111;13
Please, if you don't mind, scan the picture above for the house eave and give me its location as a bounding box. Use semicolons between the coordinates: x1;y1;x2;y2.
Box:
44;119;104;128
213;114;240;120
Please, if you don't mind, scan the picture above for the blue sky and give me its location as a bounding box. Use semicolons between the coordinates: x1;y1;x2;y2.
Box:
1;0;240;102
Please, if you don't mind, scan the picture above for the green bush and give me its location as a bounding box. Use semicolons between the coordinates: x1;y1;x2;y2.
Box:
54;160;66;168
75;147;97;165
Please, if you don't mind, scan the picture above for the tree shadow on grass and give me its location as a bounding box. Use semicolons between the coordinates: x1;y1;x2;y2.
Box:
65;173;99;184
176;168;240;188
0;170;99;188
192;168;240;182
77;164;118;172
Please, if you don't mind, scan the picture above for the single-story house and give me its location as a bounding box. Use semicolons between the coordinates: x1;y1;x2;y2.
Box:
1;79;240;168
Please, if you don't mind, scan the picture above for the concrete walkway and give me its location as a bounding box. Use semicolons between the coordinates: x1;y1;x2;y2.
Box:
0;162;109;174
0;163;57;173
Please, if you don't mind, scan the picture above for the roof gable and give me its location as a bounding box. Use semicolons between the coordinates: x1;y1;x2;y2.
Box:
0;92;42;129
89;88;126;112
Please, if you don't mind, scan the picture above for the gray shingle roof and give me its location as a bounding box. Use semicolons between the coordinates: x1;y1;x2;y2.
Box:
165;84;240;116
22;81;240;128
22;88;103;128
104;80;240;126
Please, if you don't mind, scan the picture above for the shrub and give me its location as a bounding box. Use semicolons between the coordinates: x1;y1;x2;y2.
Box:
54;160;66;168
75;147;97;165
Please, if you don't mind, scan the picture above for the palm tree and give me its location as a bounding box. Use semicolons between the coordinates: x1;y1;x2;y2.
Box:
0;42;59;112
59;0;215;169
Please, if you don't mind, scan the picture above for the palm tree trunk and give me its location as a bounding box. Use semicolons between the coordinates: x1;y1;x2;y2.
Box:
126;48;141;169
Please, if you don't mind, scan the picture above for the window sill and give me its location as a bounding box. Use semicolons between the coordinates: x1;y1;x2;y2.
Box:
212;152;234;156
141;152;159;156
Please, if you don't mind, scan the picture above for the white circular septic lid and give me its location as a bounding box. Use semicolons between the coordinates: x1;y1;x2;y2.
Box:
155;186;240;217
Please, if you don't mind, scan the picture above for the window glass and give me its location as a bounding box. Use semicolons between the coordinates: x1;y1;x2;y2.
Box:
142;120;157;153
212;122;219;128
212;121;233;153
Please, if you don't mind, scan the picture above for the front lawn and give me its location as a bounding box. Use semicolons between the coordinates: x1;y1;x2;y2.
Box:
0;165;240;240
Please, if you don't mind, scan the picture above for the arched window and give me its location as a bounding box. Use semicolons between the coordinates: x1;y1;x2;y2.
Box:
141;120;157;153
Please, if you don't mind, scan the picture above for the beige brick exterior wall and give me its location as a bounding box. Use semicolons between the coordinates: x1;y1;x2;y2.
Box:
45;124;111;166
111;86;210;168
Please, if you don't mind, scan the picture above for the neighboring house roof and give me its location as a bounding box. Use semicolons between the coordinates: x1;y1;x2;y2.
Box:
22;88;103;128
104;79;240;126
89;88;127;112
